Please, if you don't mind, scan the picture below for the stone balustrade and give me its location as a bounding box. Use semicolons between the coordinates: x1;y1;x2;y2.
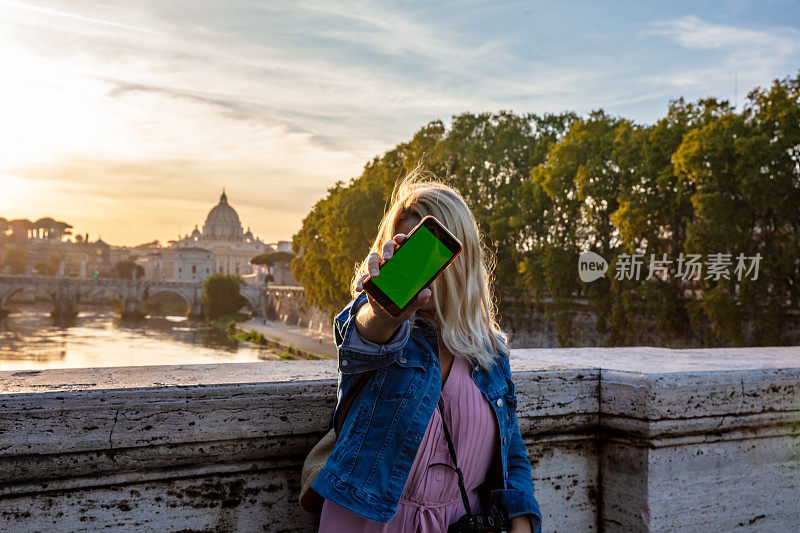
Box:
0;347;797;532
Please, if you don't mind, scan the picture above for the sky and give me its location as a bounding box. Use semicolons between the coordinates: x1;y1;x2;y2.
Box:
1;0;798;246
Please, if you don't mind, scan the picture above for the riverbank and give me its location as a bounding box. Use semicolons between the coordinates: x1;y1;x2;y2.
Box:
237;318;336;358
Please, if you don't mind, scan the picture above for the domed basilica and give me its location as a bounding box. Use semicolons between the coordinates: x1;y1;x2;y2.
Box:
171;190;273;277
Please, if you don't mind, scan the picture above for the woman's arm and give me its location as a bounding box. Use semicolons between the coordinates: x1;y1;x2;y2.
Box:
330;232;432;375
354;298;408;344
353;233;431;344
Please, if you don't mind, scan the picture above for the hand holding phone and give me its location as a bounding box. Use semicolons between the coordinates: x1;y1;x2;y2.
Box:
354;233;429;328
357;216;462;319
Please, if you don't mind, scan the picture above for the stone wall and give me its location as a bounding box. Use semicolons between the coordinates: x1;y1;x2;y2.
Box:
263;288;800;348
0;347;798;532
263;286;329;335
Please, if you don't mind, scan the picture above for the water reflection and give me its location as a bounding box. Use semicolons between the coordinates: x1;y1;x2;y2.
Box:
0;303;282;371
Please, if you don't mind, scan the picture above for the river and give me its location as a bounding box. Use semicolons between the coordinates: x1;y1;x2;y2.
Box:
0;304;310;371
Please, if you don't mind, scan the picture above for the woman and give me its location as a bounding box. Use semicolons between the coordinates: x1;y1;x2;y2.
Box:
311;169;542;533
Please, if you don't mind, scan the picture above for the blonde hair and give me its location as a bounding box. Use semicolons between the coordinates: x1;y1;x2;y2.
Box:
351;166;508;370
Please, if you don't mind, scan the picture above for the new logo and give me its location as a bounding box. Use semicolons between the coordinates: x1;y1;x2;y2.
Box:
578;251;608;282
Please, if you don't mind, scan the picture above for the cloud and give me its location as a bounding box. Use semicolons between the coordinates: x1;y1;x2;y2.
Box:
0;0;160;35
648;15;798;55
2;2;799;246
277;0;512;72
643;15;800;93
102;79;251;118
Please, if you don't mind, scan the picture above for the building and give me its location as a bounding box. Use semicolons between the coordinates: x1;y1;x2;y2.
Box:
2;197;287;283
134;190;286;284
171;190;273;276
136;248;214;283
1;238;111;277
268;241;297;285
170;190;273;277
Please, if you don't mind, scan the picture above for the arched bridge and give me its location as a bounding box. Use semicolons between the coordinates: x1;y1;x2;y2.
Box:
0;276;267;318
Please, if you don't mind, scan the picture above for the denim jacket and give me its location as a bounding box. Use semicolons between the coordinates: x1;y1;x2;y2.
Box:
310;291;542;532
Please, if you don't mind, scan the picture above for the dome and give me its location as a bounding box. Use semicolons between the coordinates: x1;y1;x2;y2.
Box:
202;190;243;240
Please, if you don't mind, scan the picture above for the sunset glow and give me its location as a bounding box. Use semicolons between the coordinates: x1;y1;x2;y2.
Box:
1;0;798;245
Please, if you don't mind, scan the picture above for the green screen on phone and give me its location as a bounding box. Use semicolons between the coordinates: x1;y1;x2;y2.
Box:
372;224;455;309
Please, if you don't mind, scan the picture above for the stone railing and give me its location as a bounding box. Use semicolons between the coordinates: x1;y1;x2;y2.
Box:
0;347;797;532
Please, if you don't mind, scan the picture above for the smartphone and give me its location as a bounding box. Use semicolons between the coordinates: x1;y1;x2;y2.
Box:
363;215;463;317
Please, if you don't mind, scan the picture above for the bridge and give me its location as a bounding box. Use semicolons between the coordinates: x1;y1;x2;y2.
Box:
0;275;268;318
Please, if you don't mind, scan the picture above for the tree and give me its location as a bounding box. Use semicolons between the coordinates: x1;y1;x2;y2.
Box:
292;121;445;315
292;112;576;316
250;251;293;266
0;218;11;242
290;74;800;347
34;254;62;276
33;218;55;240
8;219;33;242
202;273;246;320
50;221;73;241
433;111;577;295
4;245;27;274
113;260;145;280
674;74;800;345
610;98;731;343
519;111;625;344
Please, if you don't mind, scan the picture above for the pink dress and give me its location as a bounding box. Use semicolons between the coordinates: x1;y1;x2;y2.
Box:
319;354;499;532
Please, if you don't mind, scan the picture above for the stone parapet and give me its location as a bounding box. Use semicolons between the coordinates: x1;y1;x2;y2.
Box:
515;347;800;532
0;347;798;532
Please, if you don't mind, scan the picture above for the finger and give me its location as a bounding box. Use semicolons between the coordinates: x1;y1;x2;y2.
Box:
355;273;369;292
417;289;434;311
392;233;407;245
382;240;395;261
402;288;432;319
367;253;381;277
415;288;432;308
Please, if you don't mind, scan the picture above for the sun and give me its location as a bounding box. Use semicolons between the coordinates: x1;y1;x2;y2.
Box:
0;47;103;167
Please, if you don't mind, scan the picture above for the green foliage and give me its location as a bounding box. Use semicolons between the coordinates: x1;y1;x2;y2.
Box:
292;74;800;347
250;251;293;266
34;254;62;276
209;312;249;332
292;112;577;315
113;260;144;280
230;327;268;345
202;273;246;321
3;245;27;274
672;76;800;345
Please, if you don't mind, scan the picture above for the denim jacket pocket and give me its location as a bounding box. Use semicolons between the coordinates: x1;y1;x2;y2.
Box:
377;356;426;400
